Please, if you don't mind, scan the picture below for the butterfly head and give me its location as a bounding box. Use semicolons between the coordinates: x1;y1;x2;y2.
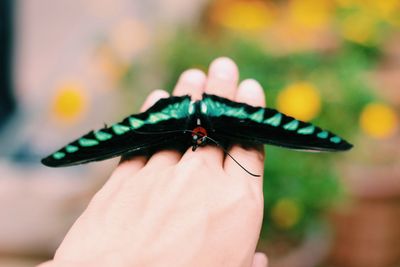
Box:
191;126;208;151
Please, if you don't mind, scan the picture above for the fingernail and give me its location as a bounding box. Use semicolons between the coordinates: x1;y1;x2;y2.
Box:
239;79;263;97
252;252;268;267
141;89;169;111
152;89;170;99
180;69;206;85
209;57;238;80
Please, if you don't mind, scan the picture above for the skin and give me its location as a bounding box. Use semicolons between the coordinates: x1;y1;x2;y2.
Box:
39;57;268;267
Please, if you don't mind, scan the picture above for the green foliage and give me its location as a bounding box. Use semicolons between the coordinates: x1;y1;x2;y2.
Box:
155;26;380;244
161;31;379;242
261;146;343;239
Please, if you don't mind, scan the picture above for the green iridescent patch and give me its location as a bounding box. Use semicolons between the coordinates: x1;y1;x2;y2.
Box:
66;145;79;153
283;120;299;131
249;109;264;123
53;151;66;159
160;102;187;119
200;102;208;114
94;131;113;141
264;113;282;127
129;117;145;129
188;102;195;114
79;138;99;147
164;110;180;119
130;99;190;128
147;113;170;123
201;98;225;116
225;107;247;119
203;99;269;122
297;125;315;135
317;131;329;139
159;99;190;119
204;98;227;115
330;136;341;143
112;124;131;135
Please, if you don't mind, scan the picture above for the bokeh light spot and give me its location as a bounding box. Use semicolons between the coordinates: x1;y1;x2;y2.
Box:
288;0;333;30
340;13;377;45
52;82;87;123
277;82;321;121
271;198;302;229
211;0;275;32
360;103;398;139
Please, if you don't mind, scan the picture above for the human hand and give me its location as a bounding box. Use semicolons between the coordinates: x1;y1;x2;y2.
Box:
39;57;268;267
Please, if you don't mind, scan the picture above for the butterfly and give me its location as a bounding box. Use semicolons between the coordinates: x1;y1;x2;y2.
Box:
42;93;353;176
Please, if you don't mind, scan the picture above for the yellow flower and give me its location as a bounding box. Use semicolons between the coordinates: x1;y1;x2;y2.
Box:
337;0;400;21
340;12;378;45
360;103;398;139
211;0;275;32
288;0;333;30
52;82;87;123
277;82;321;121
369;0;400;26
337;0;400;38
335;0;357;8
372;0;400;21
271;198;302;229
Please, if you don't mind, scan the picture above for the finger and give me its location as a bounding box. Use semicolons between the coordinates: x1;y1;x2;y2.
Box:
225;79;266;180
145;149;181;168
140;89;170;111
251;253;268;267
115;89;170;175
205;57;239;98
87;90;169;205
191;57;239;164
146;69;206;166
114;156;147;177
173;69;206;100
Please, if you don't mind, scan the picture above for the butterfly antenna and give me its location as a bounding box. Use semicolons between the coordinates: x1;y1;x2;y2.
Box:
205;136;261;178
132;129;189;135
132;129;261;177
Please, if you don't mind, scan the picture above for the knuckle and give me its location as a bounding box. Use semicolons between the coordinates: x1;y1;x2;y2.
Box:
178;156;205;174
232;180;264;215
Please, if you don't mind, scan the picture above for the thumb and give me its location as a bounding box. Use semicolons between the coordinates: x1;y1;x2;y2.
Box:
251;252;268;267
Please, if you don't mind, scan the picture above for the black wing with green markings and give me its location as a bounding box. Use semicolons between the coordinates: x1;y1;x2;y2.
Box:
42;95;192;167
42;93;352;168
201;94;352;151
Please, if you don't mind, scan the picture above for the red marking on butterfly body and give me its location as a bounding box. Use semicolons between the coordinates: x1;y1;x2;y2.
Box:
192;126;207;137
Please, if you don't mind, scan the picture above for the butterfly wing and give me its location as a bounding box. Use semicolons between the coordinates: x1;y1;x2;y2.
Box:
201;94;352;152
42;95;192;167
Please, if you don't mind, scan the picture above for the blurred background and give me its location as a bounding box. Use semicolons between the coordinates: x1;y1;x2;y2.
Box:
0;0;399;266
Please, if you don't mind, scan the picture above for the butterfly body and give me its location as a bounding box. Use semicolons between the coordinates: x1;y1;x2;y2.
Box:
42;94;352;168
